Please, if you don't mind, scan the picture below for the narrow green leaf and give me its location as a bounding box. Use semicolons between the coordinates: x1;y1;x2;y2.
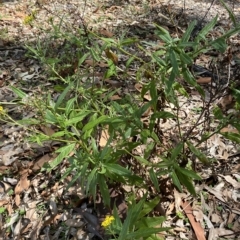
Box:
82;115;108;131
187;142;210;165
154;24;172;43
129;197;146;229
231;87;240;103
66;170;82;190
90;48;101;62
134;156;151;165
126;56;135;68
139;197;160;219
180;52;192;65
171;143;184;161
98;174;110;207
65;97;76;116
86;167;98;195
126;227;170;239
166;70;176;95
171;171;182;192
88;168;98;202
105;60;117;78
10;86;27;99
48;143;76;171
65;111;90;126
169;49;179;75
213;106;224;119
173;82;189;98
219;25;240;39
149;168;160;192
221;132;240;143
16;118;40;125
229;122;240;133
137;216;166;228
182;68;205;97
219;0;236;26
195;15;218;41
155;160;173;169
105;163;132;176
135;101;153;118
55;83;73;110
120;38;139;46
152;53;167;66
51;131;66;138
113;203;123;228
174;165;201;180
119;206;133;240
211;38;227;53
45;110;58;124
175;168;196;196
78;53;89;66
181;20;197;43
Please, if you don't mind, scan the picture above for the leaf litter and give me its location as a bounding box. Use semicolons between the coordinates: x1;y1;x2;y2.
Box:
0;0;240;239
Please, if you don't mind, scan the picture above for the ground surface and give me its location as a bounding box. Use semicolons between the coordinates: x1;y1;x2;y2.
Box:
0;0;240;239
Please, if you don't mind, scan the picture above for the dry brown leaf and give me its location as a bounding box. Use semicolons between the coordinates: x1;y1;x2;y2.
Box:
166;202;175;216
98;62;108;68
134;83;151;101
29;220;42;240
105;48;118;65
92;5;101;13
174;189;182;212
1;147;24;166
104;79;123;88
65;219;84;227
14;169;30;206
142;106;152;117
33;154;55;172
43;213;60;226
203;214;214;228
218;174;240;189
26;201;38;222
40;126;55;136
208;228;234;240
85;59;96;66
0;166;11;174
204;185;225;202
5;202;12;215
99;29;114;37
181;201;206;240
99;128;109;147
109;95;121;100
0;199;9;207
220;125;239;134
211;213;221;223
218;94;234;110
196;77;211;84
193;208;204;222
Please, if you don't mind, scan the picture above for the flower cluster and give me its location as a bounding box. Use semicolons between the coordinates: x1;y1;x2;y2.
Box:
23;10;37;25
101;215;115;228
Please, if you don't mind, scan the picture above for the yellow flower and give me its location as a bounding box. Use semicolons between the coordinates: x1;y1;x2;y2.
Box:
23;10;37;25
23;15;34;25
0;106;4;114
101;215;115;228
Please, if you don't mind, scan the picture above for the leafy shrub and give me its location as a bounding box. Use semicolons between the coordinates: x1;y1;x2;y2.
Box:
3;3;240;239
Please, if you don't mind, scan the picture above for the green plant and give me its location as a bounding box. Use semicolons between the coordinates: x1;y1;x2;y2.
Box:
7;189;14;196
10;18;240;197
2;2;240;238
18;208;26;216
0;206;6;214
103;196;168;240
